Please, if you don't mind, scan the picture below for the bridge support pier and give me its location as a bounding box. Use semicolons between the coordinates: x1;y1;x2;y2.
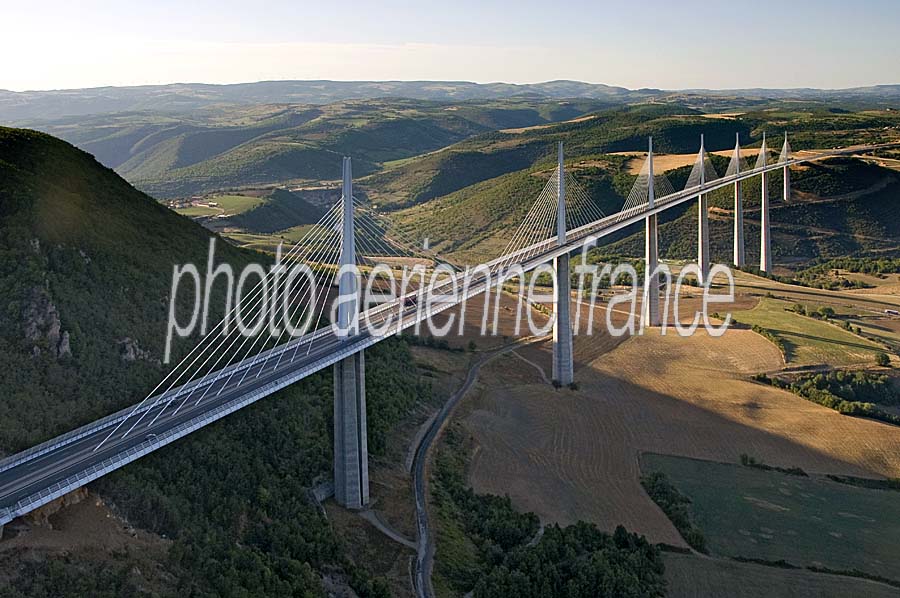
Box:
644;214;660;327
733;179;744;267
698;193;709;284
334;352;369;509
552;253;574;386
783;165;790;203
732;134;745;267
697;135;710;284
552;142;574;386
643;137;660;328
782;132;792;204
333;156;369;509
759;134;772;273
760;174;771;272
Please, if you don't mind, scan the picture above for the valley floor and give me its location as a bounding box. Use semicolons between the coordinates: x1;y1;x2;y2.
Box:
432;279;900;595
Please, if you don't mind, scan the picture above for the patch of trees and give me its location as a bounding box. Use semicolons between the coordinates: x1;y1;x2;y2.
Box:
473;523;666;598
400;332;464;353
798;257;900;283
826;474;900;492
792;159;891;199
739;453;808;477
433;425;666;597
229;188;324;234
753;371;900;426
640;471;708;554
0;556;171;598
729;318;787;355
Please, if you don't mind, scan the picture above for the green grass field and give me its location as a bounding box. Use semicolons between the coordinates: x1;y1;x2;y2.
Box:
731;297;884;366
175;194;263;218
175;204;219;217
210;193;265;213
642;453;900;583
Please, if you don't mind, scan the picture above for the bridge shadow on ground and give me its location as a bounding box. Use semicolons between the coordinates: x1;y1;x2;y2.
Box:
461;327;900;549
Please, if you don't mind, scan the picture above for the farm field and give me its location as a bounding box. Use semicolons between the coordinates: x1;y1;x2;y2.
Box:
448;292;900;595
174;193;264;217
461;311;900;545
663;552;900;598
643;453;900;582
731;297;885;366
221;224;319;252
731;269;900;355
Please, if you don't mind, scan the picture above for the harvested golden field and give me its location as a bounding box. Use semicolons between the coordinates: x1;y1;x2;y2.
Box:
500;114;596;134
617;148;767;174
845;271;900;296
462;323;900;548
734;270;900;313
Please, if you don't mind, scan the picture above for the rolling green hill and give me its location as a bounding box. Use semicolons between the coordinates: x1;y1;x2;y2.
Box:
228;188;325;233
390;157;626;263
30;98;612;198
384;129;900;269
364;104;754;210
4;79;900;123
364;105;900;212
0;126;262;451
603;158;900;266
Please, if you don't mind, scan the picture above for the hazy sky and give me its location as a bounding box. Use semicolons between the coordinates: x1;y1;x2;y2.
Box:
3;0;898;91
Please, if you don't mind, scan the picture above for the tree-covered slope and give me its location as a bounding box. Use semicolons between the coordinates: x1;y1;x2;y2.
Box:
0;127;433;596
364;104;900;212
229;188;325;233
603;159;900;266
30;98;611;198
0;126;263;452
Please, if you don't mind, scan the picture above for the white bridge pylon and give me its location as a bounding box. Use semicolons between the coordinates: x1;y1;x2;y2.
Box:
686;133;719;284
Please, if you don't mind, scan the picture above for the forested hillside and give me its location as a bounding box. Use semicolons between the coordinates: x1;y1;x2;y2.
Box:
378;106;900;267
26;98;611;198
0;127;432;595
365;105;900;212
0;127;260;452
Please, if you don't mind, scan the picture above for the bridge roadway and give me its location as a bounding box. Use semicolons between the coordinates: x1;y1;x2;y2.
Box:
1;142;896;525
0;331;366;512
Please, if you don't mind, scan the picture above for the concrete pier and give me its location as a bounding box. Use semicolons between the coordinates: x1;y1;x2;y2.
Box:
644;138;661;327
333;156;369;509
644;214;660;327
697;135;710;284
333;352;369;509
733;134;745;267
783;133;792;203
733;180;744;267
759;134;772;273
698;192;709;283
552;254;574;385
552;142;574;386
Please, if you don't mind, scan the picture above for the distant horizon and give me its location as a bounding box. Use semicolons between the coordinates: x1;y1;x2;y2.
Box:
4;77;900;95
4;1;898;93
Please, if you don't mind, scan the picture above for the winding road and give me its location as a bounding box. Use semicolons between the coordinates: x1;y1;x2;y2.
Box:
409;336;549;598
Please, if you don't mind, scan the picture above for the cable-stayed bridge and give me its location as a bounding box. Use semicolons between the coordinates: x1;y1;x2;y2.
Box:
1;134;896;527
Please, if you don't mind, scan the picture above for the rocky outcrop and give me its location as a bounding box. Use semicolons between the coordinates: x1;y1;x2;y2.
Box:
118;337;154;363
58;331;72;358
23;487;89;528
23;286;71;360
